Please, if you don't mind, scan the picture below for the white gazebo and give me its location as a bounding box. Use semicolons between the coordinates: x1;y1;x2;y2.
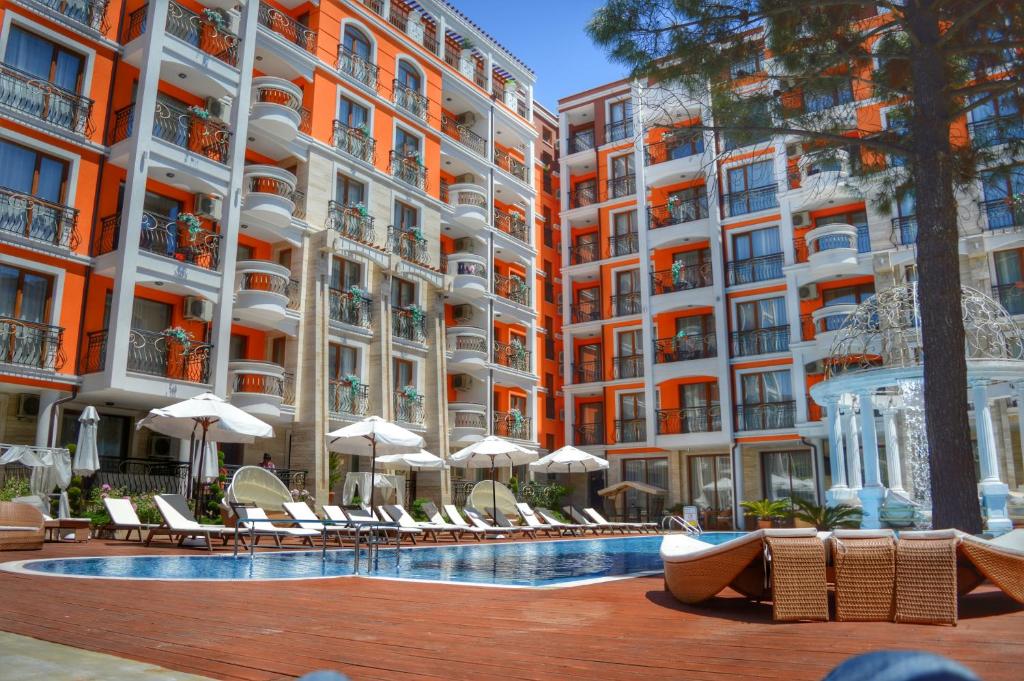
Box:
809;284;1024;532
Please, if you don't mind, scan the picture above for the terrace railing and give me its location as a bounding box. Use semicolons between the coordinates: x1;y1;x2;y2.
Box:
494;147;529;184
721;184;779;217
615;418;646;443
389;151;427;190
493;272;530;306
648;195;709;229
0;62;93;134
611;354;644;379
394;392;425;425
326;200;375;244
96;213;221;270
258;2;316;53
0;317;65;371
440;114;486;157
730;325;790;356
36;0;110;32
644;132;704;165
333;121;376;164
387;226;430;266
492;340;531;373
726;253;784;285
85;329;212;383
493;208;529;244
392;80;428;121
392;307;426;342
568;129;595;153
493;411;532;440
336;46;379;89
657;405;721;435
0;186;80;250
735;401;797;431
127;2;239;67
650;262;714;294
608;232;639;257
573;359;603;384
328;289;372;328
328;380;369;417
653;332;717;363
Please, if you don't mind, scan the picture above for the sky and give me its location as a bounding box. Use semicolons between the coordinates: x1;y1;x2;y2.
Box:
448;0;626;111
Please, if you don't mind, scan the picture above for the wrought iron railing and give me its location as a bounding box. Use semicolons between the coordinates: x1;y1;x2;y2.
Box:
721;184;779;217
606;174;636;199
569;241;599;265
0;318;65;371
968;116;1024;149
494;147;529;184
493;208;529;244
328;289;372;328
574;423;604;446
447;331;487;354
651;262;714;294
392;79;428;120
493;272;530;305
127;2;239;66
605;118;633;143
326;200;375;244
726;253;784;285
97;457;189;495
568;129;595;153
85;329;212;383
394;392;425;425
36;0;110;32
654;332;716;363
735;401;796;431
251;81;303;117
258;2;316;53
440;114;486;156
0;62;93;134
731;325;790;356
237;266;291;298
657;405;721;434
890;215;918;246
570;182;598;208
451;409;487;430
493;411;531;440
387;226;430;266
648;196;709;229
336;46;378;89
231;365;285;398
392;308;426;342
493;340;531;372
286;279;300;309
570;299;602;324
573;359;603;383
615;418;646;443
111;101;231;164
608;232;639;257
454;260;487;279
332;121;376;163
389;151;427;189
282;372;296;405
328;380;369;417
359;0;384;15
97;213;221;270
981;198;1024;232
223;463;305;489
610;292;642;317
0;186;80;250
645;132;704;165
611;354;644;379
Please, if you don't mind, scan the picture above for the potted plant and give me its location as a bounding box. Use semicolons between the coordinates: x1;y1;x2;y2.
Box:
790;497;863;530
739;498;792;529
187;105;211;120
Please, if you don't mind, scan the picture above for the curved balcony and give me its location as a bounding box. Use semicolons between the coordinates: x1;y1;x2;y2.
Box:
446;326;488;370
799;222;862;284
646;196;711;249
228;360;286;420
810;303;857;355
449;402;487;445
789;150;858;211
249;77;303;143
448;252;488;300
241;165;297;230
447;183;487;228
233;260;293;329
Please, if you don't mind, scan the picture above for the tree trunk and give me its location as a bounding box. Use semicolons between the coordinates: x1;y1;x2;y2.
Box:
906;3;981;533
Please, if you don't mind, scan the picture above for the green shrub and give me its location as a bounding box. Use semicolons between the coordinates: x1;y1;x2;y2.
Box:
0;477;31;502
410;497;432;521
739;498;792;520
791;498;862;530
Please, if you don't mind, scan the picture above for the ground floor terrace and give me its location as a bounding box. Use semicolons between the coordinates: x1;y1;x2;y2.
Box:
0;539;1021;681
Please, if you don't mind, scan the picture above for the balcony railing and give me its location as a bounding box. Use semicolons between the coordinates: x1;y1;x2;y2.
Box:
387;226;430;266
735;401;796;431
328;380;369;417
574;423;604;446
494;147;529;184
0;186;80;250
605;118;633;143
726;253;784;285
359;0;384;15
96;213;221;270
328;289;372;328
968;116;1024;149
332;121;376;164
890;215;918;246
493;411;532;441
0;318;65;371
326;201;375;244
389;151;427;190
608;232;639;257
568;130;595;153
993;283;1024;316
570;299;602;324
230;363;285;398
651;262;714;294
451;409;487;431
392;307;426;342
644;132;704;165
611;354;644;379
258;2;316;53
573;359;603;383
731;325;790;356
570;183;598;208
569;241;599;265
657;405;721;435
610;292;642;317
721;185;779;217
492;340;531;373
392;80;428;120
981;198;1024;232
446;329;487;354
615;419;646;443
128;2;239;67
85;328;212;383
606;174;636;200
648;196;709;229
0;63;93;135
394;392;425;425
493;208;529;244
493;273;530;306
36;0;110;32
112;101;231;164
440;115;486;157
334;47;380;92
653;332;717;363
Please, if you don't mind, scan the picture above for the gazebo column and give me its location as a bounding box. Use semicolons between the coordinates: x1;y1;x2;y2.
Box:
972;381;1012;533
857;392;885;529
880;406;906;493
825;400;849;506
843;403;863;490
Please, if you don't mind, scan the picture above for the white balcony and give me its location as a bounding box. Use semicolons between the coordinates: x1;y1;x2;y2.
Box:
446;326;488;371
241;165;297;234
249;77;304;144
447;183;488;229
228;360;286;421
233;260;295;330
794;222;872;286
449;402;487;445
811;304;857;356
788;150;860;212
448;252;488;301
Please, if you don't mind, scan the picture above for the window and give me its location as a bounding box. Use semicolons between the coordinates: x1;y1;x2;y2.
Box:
741;370;792;404
393;357;413;389
969;90;1023;148
342;25;371;59
130;298;172;332
618;392;645;442
611;153;634;179
228;334;247;360
0;139;69;204
509;393;527;414
739;370;794;430
729;48;763;79
277;249;292;269
397;60;421;92
803;80;854;113
823;284;874;307
614;269;640;315
329;343;358;378
391;277;415;307
336;175;366;206
665;185;708;223
981;165;1024;230
607;100;632;141
610;211;637;255
0;265;51;323
3;26;84;93
762;450;816;504
609;154;635;198
689;454;733;529
544;373;555;418
622;458;667;519
681;381;719;410
236;244;254;262
393;201;418;231
60;411;131;463
727;160;776;215
735;296;788;355
612;210;636;237
395;127;421;157
270;337;286;366
615;329;642;378
668;314;716;361
733;226;781;261
993;250;1024;314
544;315;555;359
331;257;362;290
338;96;369;129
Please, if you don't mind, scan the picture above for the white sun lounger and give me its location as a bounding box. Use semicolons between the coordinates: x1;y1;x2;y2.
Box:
330;505;422;544
443;505;517;539
102;497;159;542
533;507;589;536
516;503;578;536
381;504;463;542
422;502;484;541
236;505;320;547
149;495;242;551
463;506;533;538
282;502;357;545
584;507;654;533
565;506;620;533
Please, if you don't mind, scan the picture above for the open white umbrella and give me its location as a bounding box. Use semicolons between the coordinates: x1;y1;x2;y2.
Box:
73;406;101;476
326;416;424;508
376;450;447;470
530;445;609;475
449;436;537;518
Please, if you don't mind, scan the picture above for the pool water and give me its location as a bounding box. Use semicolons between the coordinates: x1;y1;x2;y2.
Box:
6;532;747;588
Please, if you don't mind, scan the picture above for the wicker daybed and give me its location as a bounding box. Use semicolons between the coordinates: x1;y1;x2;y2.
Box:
0;501;45;550
660;530;767;604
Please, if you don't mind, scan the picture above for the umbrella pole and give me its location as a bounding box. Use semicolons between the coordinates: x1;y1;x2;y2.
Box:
368;435;377;511
491;455;498;521
187;430;196;500
196;421;209;515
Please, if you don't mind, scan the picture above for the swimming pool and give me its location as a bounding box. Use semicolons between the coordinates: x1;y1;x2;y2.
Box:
2;532;747;588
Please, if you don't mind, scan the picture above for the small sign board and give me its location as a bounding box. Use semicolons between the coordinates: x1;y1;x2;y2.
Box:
682;506;699;524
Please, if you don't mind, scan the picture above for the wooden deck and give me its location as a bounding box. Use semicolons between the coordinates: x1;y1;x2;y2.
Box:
0;539;1021;681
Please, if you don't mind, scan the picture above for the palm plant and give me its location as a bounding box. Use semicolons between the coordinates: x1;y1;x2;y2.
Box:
791;497;862;531
739;498;792;521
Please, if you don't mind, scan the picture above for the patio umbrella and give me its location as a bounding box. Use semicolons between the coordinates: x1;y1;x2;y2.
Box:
72;406;101;476
530;445;609;476
375;450;447;470
137;393;273;504
449;436;537;519
326;416;424;509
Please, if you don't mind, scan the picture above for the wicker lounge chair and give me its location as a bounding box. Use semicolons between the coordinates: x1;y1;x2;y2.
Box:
894;529;959;626
764;528;829;622
831;529;896;622
957;529;1024;606
660;530;767;604
0;501;45;550
101;497;159;542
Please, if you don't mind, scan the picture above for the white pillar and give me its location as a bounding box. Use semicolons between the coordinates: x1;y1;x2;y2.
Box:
857;392;885;529
881;407;905;493
34;390;62;448
825;400;849;506
843;403;863;490
973;382;1012;532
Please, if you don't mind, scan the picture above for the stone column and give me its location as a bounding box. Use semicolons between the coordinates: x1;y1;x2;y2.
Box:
825;400;849;506
881;406;906;493
857;392;885;529
33;390;62;448
843;402;863;490
973;382;1012;532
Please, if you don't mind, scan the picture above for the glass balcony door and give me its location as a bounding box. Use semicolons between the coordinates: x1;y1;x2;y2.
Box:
688;454;733;529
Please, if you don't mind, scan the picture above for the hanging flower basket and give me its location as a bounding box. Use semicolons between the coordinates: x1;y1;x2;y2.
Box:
342;373;361;398
187;105;211;120
408;304;425;327
348;285;364;299
413;227;425;242
162;326;193;356
401;385;420;401
510;338;527;361
177;212;203;242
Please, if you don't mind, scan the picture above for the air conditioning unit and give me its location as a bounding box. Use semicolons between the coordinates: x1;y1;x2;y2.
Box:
791;211;810;227
455;173;475;184
193;193;222;220
184;296;215;323
16;394;40;419
148;435;174;460
452;304;473;322
456;112;477;127
798;285;818;301
205;97;229;122
452;374;473;391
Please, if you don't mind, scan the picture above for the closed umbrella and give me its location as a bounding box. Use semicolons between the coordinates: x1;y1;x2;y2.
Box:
73;406;101;476
449;436;537;519
326;416;424;509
